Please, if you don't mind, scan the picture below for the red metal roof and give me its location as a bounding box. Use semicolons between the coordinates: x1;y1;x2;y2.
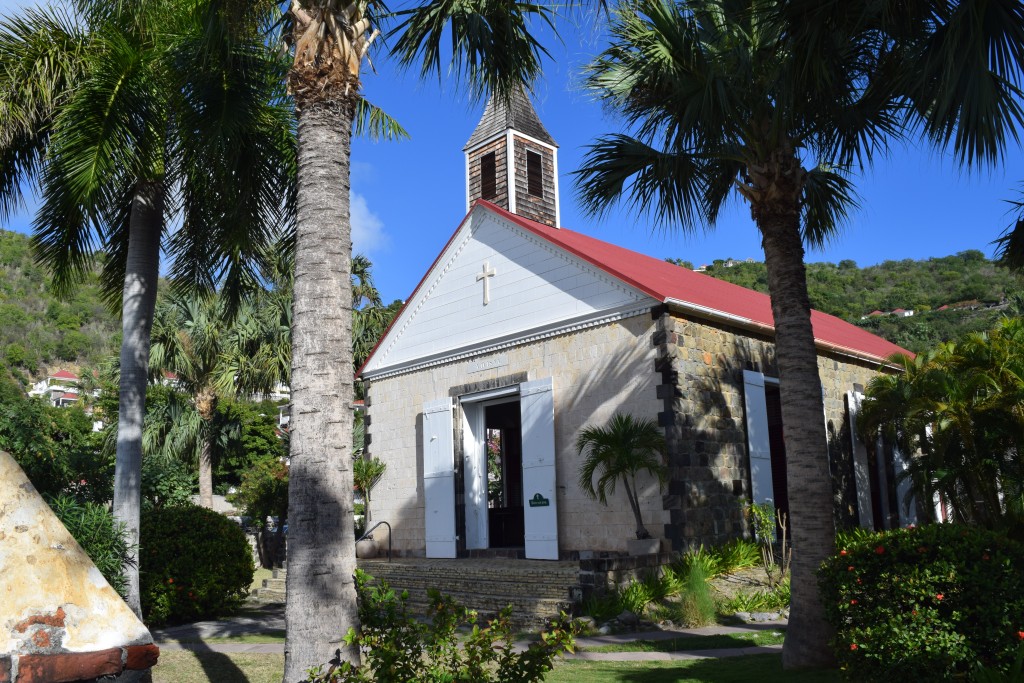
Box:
51;370;79;380
480;201;911;363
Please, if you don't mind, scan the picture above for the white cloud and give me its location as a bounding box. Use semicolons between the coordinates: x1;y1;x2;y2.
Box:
350;192;389;257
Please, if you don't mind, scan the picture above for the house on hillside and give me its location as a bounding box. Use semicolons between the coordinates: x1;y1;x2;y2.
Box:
28;369;83;408
357;91;916;561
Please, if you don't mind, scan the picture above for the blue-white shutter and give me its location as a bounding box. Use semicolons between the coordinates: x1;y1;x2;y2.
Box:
743;370;775;506
846;391;875;529
520;377;558;560
423;398;457;558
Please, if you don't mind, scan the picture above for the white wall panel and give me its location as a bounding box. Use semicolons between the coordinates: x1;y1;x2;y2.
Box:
363;209;650;374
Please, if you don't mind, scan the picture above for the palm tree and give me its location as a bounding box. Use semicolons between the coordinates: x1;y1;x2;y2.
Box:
576;413;668;540
149;291;290;509
279;0;551;672
0;0;293;615
862;319;1024;530
575;0;1024;667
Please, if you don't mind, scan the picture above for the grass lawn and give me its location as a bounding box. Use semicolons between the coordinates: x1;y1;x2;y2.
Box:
579;629;785;653
154;651;283;683
546;655;840;682
250;567;273;593
154;651;839;682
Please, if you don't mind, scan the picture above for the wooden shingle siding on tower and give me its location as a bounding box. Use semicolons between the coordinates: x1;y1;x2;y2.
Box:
467;138;508;209
513;137;556;226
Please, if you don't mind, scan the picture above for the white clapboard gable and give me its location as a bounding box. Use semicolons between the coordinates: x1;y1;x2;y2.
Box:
362;205;653;376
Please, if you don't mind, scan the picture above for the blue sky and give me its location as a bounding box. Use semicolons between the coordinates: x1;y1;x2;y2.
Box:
2;2;1023;304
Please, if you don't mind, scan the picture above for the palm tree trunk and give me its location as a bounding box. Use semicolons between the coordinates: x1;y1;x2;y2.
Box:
197;388;216;509
621;475;648;539
112;180;163;619
759;208;837;670
283;94;360;679
198;438;214;510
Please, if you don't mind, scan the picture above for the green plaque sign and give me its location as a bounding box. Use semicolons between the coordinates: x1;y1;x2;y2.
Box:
528;493;550;508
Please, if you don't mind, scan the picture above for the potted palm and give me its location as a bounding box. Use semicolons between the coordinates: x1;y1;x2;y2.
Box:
576;413;668;555
353;456;387;558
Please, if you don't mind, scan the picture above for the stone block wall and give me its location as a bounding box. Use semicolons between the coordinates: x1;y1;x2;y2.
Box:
654;309;888;550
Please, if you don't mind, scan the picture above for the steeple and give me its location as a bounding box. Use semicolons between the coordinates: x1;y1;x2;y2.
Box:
464;88;560;228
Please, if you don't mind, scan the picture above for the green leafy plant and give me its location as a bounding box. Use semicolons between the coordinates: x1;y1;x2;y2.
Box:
671;545;721;579
304;570;579;682
746;501;791;588
140;505;254;625
576;413;667;539
618;578;655;615
230;456;288;568
50;494;134;598
975;642;1024;683
716;538;762;573
582;591;623;623
353;455;386;526
819;524;1024;680
723;578;791;614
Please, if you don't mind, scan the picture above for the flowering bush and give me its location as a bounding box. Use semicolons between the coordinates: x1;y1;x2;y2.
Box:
819;524;1024;680
140;505;254;625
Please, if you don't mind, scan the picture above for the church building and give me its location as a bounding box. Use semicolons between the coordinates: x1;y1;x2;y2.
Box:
357;90;912;561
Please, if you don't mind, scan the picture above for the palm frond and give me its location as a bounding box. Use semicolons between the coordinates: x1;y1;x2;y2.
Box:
354;97;409;141
575;134;709;232
800;165;859;249
390;0;555;103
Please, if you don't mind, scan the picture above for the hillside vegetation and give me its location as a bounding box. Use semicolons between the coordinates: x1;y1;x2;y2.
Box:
0;229;120;376
670;250;1024;353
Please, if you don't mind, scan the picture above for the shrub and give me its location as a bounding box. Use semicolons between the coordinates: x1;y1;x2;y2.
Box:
676;563;717;627
819;524;1024;680
140;505;254;625
50;495;133;598
306;570;579;682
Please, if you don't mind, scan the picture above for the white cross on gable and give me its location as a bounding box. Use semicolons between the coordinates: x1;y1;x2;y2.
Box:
476;261;496;305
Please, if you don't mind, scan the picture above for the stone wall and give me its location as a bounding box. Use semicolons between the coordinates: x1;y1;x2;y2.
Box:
363;312;666;557
653;308;886;550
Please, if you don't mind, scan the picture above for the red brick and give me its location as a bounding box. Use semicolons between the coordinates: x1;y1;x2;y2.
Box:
125;644;160;670
13;607;65;633
0;655;11;683
17;649;122;683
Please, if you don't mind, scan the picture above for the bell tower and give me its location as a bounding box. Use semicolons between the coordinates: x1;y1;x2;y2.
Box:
464;88;559;228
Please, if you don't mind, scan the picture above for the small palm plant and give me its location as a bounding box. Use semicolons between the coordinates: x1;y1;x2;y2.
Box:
576;413;668;540
353;456;387;526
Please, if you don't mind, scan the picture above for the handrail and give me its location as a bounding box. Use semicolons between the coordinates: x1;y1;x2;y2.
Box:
356;520;392;562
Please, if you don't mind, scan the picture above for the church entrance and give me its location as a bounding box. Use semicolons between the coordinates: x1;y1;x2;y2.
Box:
422;377;559;560
462;397;525;550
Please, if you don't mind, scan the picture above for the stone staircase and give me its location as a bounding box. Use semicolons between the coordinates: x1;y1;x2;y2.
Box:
250;567;287;603
250;558;582;630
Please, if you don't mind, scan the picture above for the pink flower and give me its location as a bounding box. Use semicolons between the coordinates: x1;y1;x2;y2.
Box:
850;643;858;651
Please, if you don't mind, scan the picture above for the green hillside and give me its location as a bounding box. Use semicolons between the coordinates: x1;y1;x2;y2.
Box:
0;229;120;377
669;250;1024;353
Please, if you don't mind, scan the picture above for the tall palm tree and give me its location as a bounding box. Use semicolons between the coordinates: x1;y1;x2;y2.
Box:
279;0;551;673
0;0;294;615
575;0;1024;668
576;413;668;540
